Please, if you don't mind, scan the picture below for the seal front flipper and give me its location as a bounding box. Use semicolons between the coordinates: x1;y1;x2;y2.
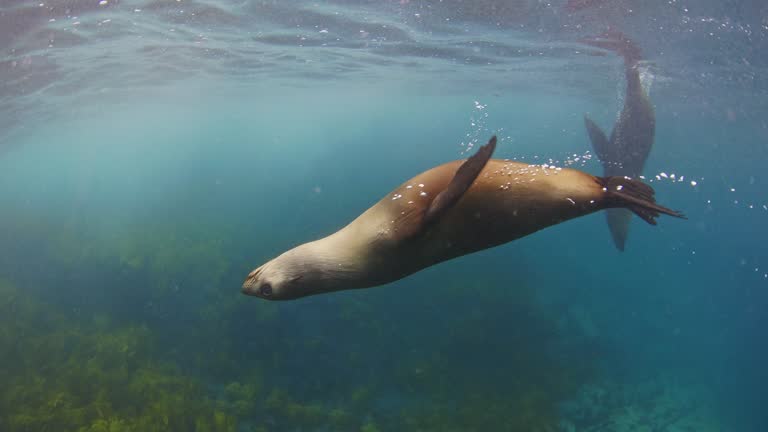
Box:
599;176;686;225
584;116;611;164
392;135;497;241
423;135;497;225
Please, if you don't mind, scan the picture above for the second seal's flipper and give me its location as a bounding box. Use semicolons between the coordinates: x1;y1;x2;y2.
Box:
423;136;497;226
599;176;686;225
605;209;632;252
584;116;611;163
580;30;643;65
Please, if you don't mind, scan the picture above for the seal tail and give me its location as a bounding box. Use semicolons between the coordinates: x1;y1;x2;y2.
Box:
598;176;686;225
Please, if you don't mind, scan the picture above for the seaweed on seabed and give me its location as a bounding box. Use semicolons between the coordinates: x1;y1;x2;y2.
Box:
0;209;601;432
0;280;238;432
386;277;598;432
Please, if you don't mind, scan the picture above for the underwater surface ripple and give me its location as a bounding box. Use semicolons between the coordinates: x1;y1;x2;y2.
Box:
1;1;768;431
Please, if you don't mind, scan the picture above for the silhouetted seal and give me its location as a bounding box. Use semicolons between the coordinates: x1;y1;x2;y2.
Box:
242;136;683;300
582;31;655;251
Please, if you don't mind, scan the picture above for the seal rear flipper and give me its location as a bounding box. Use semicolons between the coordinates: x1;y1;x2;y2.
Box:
599;176;686;225
584;116;611;163
423;135;497;226
606;208;632;251
580;30;643;65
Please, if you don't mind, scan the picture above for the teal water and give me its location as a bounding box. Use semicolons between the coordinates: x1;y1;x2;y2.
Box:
1;1;767;431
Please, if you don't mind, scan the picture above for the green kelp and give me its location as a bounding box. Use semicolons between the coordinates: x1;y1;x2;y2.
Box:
0;213;248;364
380;277;597;432
0;204;599;431
0;278;386;432
0;280;238;432
0;207;239;313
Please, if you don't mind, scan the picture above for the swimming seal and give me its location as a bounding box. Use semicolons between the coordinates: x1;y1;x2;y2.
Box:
582;31;655;251
242;136;684;300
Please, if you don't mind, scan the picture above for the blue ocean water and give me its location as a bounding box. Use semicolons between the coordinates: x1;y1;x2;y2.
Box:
1;1;767;431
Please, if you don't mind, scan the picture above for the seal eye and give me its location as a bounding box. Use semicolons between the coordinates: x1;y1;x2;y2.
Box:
259;284;272;297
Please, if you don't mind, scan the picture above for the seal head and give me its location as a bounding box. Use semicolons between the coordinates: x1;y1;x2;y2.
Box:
242;261;295;300
241;247;314;300
242;235;370;300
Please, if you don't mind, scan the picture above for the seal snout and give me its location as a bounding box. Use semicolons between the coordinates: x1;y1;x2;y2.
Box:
241;279;256;296
241;268;261;296
241;282;252;295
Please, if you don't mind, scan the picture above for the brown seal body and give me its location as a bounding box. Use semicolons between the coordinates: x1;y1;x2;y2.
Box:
242;137;683;300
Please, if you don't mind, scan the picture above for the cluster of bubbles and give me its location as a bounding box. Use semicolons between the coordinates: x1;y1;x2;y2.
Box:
650;171;768;281
641;171;698;187
647;171;768;214
459;100;496;155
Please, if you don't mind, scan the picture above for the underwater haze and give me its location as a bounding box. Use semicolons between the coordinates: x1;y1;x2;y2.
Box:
1;0;767;431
